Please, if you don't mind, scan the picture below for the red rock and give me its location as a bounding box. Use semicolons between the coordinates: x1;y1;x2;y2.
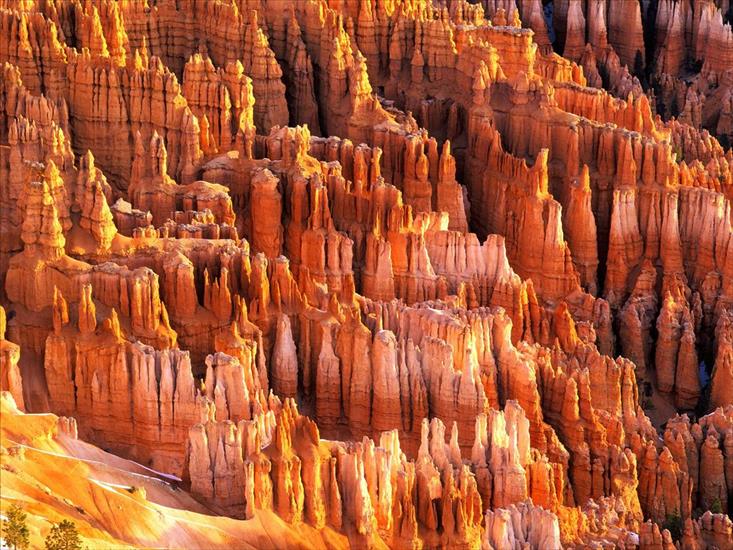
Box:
4;1;733;547
271;313;297;399
0;305;24;410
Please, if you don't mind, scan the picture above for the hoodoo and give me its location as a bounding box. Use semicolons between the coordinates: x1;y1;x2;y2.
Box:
2;1;733;549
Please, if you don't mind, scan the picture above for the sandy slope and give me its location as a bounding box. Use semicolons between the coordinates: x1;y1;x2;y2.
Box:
0;392;347;549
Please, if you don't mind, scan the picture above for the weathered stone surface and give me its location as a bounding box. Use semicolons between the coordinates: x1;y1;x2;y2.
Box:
4;1;733;548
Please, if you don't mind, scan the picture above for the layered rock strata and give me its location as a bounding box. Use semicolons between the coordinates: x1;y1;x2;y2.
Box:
2;1;733;548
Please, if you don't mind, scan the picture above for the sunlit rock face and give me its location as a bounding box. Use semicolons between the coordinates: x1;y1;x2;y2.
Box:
2;1;733;548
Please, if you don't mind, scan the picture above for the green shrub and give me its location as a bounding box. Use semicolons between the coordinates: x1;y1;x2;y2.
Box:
44;519;83;550
662;510;682;541
710;498;723;514
2;504;30;550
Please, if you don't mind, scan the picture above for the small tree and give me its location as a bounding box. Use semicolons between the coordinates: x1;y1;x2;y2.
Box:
2;504;30;550
710;498;724;514
663;510;682;541
44;520;83;550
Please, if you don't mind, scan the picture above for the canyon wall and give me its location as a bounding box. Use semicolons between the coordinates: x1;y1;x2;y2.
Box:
3;0;733;548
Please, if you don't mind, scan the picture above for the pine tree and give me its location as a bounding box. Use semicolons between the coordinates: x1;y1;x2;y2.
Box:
2;504;30;550
44;520;83;550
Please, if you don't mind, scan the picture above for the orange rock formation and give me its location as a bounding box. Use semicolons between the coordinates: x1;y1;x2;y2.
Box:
2;1;733;548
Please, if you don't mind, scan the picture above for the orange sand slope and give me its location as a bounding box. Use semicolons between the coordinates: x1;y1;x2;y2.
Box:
0;391;346;550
